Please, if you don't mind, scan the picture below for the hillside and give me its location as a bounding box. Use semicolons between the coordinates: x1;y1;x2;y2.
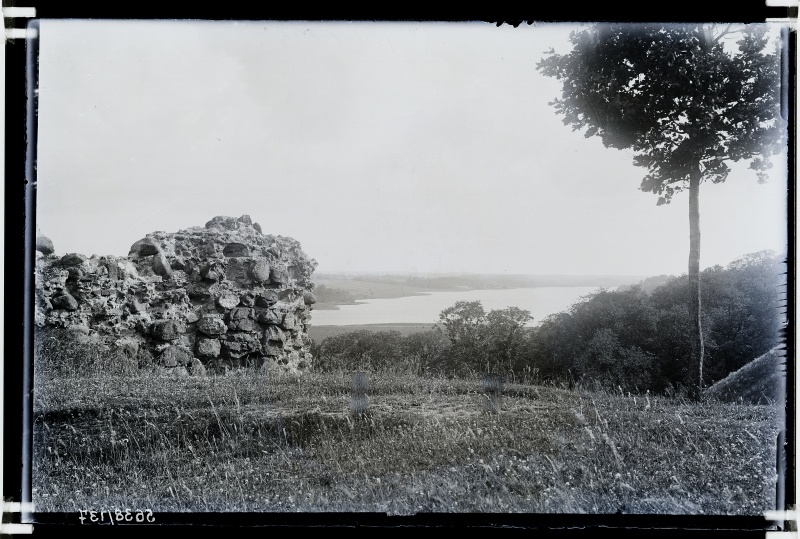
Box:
705;347;787;405
34;371;782;515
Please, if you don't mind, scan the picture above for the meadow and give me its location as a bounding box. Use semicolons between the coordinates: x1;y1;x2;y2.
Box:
32;368;782;515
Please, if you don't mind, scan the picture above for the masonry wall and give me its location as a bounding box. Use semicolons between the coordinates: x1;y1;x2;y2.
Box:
34;215;318;374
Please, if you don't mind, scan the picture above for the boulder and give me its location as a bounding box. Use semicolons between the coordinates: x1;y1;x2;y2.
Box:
217;292;240;310
303;290;317;305
270;265;289;285
280;312;297;330
36;232;55;255
227;307;257;332
60;253;87;267
222;333;262;358
51;293;79;311
170;257;187;271
159;345;193;367
224;259;253;285
255;290;279;307
104;258;139;281
222;243;250;257
263;307;285;326
248;259;271;284
151;320;183;341
196;338;221;357
200;262;225;282
152;252;173;278
66;266;85;282
128;237;162;257
186;283;212;301
197;316;227;336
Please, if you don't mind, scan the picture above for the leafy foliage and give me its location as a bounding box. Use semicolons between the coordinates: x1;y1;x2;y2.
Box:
529;251;785;392
537;23;785;203
312;330;412;374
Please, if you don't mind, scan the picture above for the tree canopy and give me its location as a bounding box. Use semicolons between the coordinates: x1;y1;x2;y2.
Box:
537;23;786;205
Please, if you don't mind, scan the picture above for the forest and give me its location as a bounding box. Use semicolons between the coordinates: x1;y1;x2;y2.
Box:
312;250;786;394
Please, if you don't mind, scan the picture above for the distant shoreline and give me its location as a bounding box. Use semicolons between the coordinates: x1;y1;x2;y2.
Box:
312;284;601;310
311;278;638;311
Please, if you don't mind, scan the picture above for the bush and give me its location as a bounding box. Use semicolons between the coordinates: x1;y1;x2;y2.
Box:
312;330;410;374
527;250;785;393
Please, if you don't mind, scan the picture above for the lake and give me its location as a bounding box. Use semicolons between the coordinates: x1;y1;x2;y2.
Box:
309;287;601;326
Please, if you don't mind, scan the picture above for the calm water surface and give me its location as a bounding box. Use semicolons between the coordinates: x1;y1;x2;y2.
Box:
309;287;601;326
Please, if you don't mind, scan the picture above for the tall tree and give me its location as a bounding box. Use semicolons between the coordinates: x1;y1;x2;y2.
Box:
537;23;786;395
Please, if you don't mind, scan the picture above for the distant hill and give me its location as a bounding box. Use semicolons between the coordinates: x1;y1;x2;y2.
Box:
616;274;675;294
315;273;646;291
311;273;647;308
704;347;787;405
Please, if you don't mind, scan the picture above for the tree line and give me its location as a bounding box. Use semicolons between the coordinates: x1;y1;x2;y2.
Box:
311;251;785;395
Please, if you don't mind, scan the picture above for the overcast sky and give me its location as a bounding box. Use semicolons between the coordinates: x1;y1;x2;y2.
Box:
35;20;789;276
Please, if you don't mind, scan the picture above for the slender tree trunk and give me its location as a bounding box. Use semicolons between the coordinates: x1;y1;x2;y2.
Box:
688;167;704;396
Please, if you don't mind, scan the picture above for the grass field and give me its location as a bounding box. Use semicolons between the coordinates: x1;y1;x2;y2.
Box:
32;369;783;515
307;323;435;341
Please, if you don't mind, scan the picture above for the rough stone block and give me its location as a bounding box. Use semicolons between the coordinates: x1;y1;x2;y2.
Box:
217;292;240;310
36;234;55;255
60;253;87;266
52;293;79;311
223;243;250;257
196;337;221;357
197;316;228;336
159;345;192;367
151;319;182;341
248;259;271;283
153;252;173;278
128;238;162;257
255;290;279;307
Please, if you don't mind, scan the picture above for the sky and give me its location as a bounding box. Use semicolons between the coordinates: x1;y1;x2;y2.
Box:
35;20;789;277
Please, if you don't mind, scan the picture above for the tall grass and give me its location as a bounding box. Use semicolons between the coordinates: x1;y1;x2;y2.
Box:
33;367;782;515
34;327;151;378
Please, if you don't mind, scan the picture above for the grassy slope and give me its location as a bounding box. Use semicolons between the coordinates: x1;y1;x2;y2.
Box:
33;371;782;515
705;347;787;405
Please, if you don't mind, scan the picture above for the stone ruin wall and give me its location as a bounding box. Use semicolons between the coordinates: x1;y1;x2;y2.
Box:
34;215;318;375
